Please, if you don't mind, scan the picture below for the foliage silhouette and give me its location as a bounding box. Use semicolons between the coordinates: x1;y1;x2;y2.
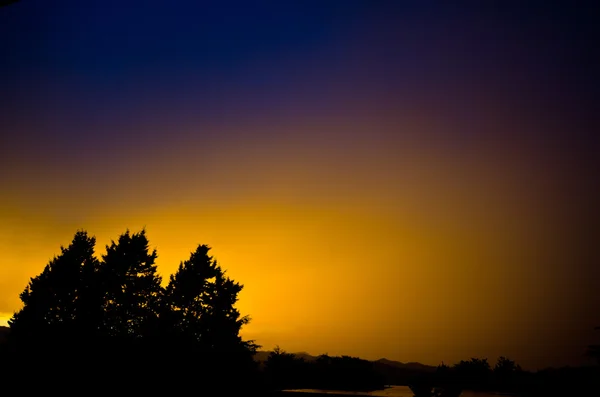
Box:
494;356;522;374
263;348;385;391
491;356;524;392
264;346;308;389
163;244;255;352
9;230;99;349
586;326;600;364
407;356;526;395
452;357;491;390
99;230;162;339
161;244;260;389
5;229;259;394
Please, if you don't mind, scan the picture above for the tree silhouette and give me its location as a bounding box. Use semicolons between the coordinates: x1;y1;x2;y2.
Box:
161;244;259;389
434;361;453;383
263;349;384;391
322;355;383;391
9;230;98;347
493;356;523;392
163;244;254;352
454;357;491;373
265;346;307;389
586;326;600;364
5;229;258;393
7;231;102;386
453;357;492;390
494;356;521;375
99;229;162;339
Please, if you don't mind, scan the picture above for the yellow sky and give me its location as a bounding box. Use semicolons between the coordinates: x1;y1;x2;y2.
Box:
1;117;594;370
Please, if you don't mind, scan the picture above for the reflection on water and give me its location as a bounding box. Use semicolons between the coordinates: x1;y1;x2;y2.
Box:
284;385;507;397
284;386;412;396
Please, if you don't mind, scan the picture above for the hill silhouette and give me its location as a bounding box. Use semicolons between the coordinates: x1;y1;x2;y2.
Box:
374;358;437;372
254;350;436;382
255;350;436;371
255;350;319;363
253;350;438;387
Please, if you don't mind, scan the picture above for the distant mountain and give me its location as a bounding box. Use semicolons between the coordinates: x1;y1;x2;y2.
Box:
252;350;436;385
374;358;436;372
372;358;436;385
292;352;319;362
254;350;434;369
253;350;318;363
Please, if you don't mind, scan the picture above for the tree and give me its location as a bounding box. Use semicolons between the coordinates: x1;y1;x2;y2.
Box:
454;357;491;373
435;361;452;381
99;229;162;339
9;230;99;346
493;356;523;392
6;229;259;393
453;357;492;390
494;356;521;375
163;244;255;352
7;231;100;384
586;326;600;364
160;244;259;390
265;346;306;389
325;356;382;391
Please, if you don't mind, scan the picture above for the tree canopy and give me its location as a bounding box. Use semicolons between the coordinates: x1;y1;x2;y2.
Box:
5;229;258;393
587;326;600;364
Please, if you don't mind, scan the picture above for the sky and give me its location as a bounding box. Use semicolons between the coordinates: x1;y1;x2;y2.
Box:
0;0;598;370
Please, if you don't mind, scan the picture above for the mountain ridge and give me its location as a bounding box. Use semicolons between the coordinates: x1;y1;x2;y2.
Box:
253;349;436;371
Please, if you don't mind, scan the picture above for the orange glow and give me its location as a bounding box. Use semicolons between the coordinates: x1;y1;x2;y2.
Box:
2;0;598;374
0;115;593;370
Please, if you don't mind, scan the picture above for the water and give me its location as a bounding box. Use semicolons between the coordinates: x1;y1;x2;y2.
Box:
284;385;505;397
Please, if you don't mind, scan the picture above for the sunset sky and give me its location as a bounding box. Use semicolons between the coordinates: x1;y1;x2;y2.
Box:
1;1;598;370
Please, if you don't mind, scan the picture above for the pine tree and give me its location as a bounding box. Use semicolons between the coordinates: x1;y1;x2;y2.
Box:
6;229;261;392
9;230;98;346
163;244;258;388
99;229;163;339
164;244;254;352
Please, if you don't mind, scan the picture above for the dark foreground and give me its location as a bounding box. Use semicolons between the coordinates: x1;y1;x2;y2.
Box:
1;339;598;396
